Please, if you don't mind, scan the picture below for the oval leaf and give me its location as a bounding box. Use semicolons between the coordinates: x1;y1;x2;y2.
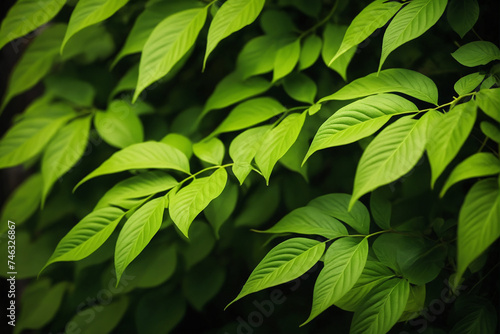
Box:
273;38;301;82
454;72;485;96
451;41;500;67
447;0;480;38
193;137;225;165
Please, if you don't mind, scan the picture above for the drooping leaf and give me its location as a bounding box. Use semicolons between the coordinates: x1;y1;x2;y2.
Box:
427;101;477;187
134;7;208;101
447;0;480;38
299;34;322;70
320;68;438;105
476;88;500;122
454;72;485;96
204;0;265;68
169;168;228;237
115;197;165;283
75;141;190;189
61;0;130;53
451;41;500;67
257;206;348;239
193;137;225;165
330;0;402;64
350;278;410;334
305;94;418;161
351;116;427;208
273;38;301;82
204;181;239;238
283;72;317;104
440;153;500;197
322;24;356;81
41;115;92;205
456;178;500;284
41;207;125;273
307;193;370;234
255;112;306;183
380;0;448;70
303;238;368;325
227;237;325;308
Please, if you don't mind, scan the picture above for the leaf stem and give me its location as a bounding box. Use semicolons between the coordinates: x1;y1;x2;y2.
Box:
180;163;233;185
299;1;338;39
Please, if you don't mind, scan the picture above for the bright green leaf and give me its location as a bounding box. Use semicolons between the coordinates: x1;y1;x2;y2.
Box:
454;72;485;95
160;133;193;159
193;137;225;165
283;72;317;104
273;38;301;82
299;34;322;70
481;121;500;143
476;88;500;122
236;35;280;79
322;24;356;81
451;41;500;67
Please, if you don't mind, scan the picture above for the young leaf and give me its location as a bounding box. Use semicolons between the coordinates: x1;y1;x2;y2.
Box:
94;101;144;149
440;153;500;197
454;72;485;96
322;24;356;81
303;238;368;325
0;0;65;50
95;171;178;210
380;0;448;70
305;94;418;161
236;35;280;79
0;104;75;169
456;178;500;284
273;38;301;82
212;97;285;135
307;193;371;234
330;0;402;64
451;41;500;67
227;238;325;308
41;115;92;205
319;68;438;105
447;0;480;38
161;133;193;159
193;138;225;165
204;0;265;68
114;197;165;283
134;7;208;101
229;125;271;184
255;112;306;183
61;0;130;53
283;72;317;104
41;207;125;273
256;206;348;239
351;116;427;208
427;101;477;187
350;278;410;334
476;88;500;122
299;34;322;70
75;141;190;189
169;168;228;237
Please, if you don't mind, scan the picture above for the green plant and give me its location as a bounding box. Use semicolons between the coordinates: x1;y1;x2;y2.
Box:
0;0;499;333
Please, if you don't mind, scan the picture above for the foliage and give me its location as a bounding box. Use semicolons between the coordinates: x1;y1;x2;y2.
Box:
0;0;499;333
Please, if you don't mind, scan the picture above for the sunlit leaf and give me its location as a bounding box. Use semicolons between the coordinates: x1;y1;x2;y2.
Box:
454;72;485;96
193;137;225;165
273;38;301;82
452;41;500;67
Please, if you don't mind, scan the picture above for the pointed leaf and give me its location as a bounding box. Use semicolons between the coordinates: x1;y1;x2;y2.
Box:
283;72;317;104
447;0;479;38
322;24;356;81
236;35;280;79
299;34;322;70
370;190;392;230
481;121;500;143
454;72;485;96
451;41;500;67
204;181;239;238
273;38;301;82
476;88;500;122
193;137;225;165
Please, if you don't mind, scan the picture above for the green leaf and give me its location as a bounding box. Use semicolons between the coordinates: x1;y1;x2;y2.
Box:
255;112;306;183
193;137;225;165
61;0;130;53
202;72;271;117
283;72;317;104
0;174;42;233
41;115;92;205
41;207;125;273
481;121;500;143
75;141;190;189
273;38;301;82
456;178;500;284
160;133;193;159
260;9;296;36
95;171;178;210
452;41;500;67
330;0;402;64
227;238;325;308
180;221;216;269
399;284;426;322
350;278;410;334
257;206;348;239
476;88;500;122
380;0;447;70
279;131;309;180
110;64;138;99
441;153;500;197
2;24;66;110
94;100;144;149
306;94;418;161
335;261;395;312
204;181;238;238
236;35;280;79
303;238;368;325
204;0;265;68
0;104;75;168
351;116;427;208
454;72;485;95
45;75;96;107
229;125;271;184
299;34;322;70
0;0;65;50
308;193;370;234
320;68;438;105
234;182;280;228
136;290;186;334
427;101;477;187
169;168;228;237
322;24;356;81
183;260;226;311
134;7;208;101
115;197;165;283
61;24;115;62
212;97;285;135
370;190;392;230
450;299;498;334
447;0;479;38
